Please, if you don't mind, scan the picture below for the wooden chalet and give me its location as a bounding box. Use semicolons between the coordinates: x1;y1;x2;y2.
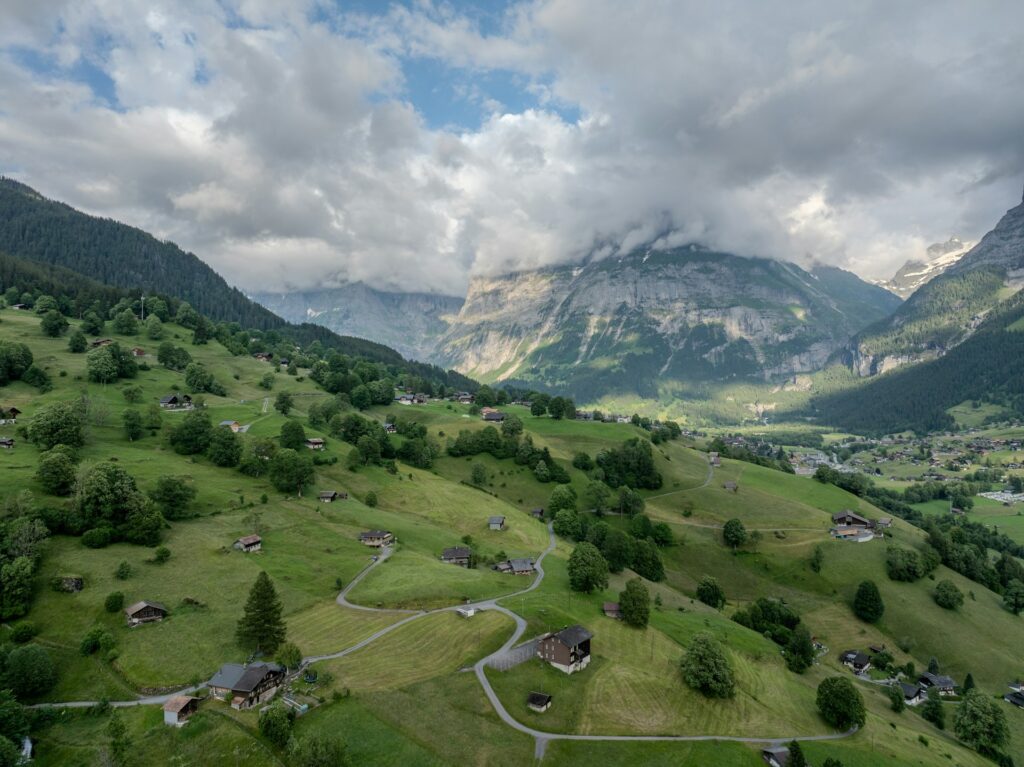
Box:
318;490;347;503
602;602;622;620
481;408;506;422
304;437;325;451
832;510;871;527
530;508;545;520
493;558;535;575
722;481;738;492
708;451;721;467
159;393;192;410
162;696;199;726
488;515;506;531
90;338;114;348
918;672;956;696
0;406;21;423
253;352;272;362
219;420;242;432
8;304;27;310
130;347;146;357
359;530;394;547
233;534;262;553
1005;691;1024;709
839;649;871;673
527;692;552;712
0;438;13;450
900;682;926;706
125;600;168;626
208;661;284;709
441;546;472;567
537;625;592;674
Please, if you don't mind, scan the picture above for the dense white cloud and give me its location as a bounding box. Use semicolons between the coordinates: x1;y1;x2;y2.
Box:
0;0;1022;295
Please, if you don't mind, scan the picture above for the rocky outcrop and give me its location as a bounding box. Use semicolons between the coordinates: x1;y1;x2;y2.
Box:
876;236;972;299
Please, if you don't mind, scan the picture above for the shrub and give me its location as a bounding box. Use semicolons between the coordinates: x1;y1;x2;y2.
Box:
10;622;37;644
79;627;115;656
364;491;378;508
933;580;963;610
81;528;112;549
5;644;57;698
104;592;124;613
114;561;132;580
695;575;726;609
152;546;171;564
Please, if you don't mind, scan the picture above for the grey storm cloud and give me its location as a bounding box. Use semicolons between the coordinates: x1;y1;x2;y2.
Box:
0;0;1022;296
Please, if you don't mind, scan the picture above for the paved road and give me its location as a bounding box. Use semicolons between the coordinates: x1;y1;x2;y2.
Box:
33;516;860;760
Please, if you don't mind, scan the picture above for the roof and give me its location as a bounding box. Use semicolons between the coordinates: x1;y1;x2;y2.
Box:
900;682;923;697
762;747;789;766
305;437;325;444
359;530;391;539
1005;691;1024;707
509;558;534;572
125;600;167;616
319;490;339;498
549;625;593;647
920;671;955;688
236;534;261;546
162;695;197;714
603;602;621;613
832;510;870;524
488;516;506;524
442;546;471;559
219;420;239;426
527;692;551;706
208;662;282;692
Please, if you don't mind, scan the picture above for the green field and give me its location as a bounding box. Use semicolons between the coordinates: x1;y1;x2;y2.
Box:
3;305;1022;766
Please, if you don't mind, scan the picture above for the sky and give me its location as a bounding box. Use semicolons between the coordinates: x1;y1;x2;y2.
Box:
1;0;1023;297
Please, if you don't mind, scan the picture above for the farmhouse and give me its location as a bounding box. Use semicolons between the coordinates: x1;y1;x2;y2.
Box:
839;650;871;673
481;409;506;422
602;602;622;620
530;508;545;520
0;406;22;423
304;438;325;451
900;682;926;706
1005;691;1024;709
441;546;472;567
359;530;394;547
90;338;114;348
830;526;874;543
456;606;476;618
708;451;721;467
9;303;27;310
0;438;13;450
832;510;871;527
918;672;956;695
488;516;506;531
124;600;168;626
130;347;145;357
527;692;552;712
208;661;285;709
722;481;738;492
162;696;199;727
318;490;347;503
219;420;242;432
159;393;192;410
233;534;262;553
537;625;592;674
253;352;272;362
494;558;535;575
761;747;790;767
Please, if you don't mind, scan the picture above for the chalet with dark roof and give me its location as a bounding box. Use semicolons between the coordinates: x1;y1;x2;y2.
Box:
494;558;534;575
304;437;325;451
900;682;926;706
441;546;472;567
208;661;284;709
163;696;199;726
919;672;956;695
488;515;506;531
840;649;871;673
527;692;552;712
832;510;870;527
0;438;13;450
125;600;167;626
359;530;393;547
761;747;790;767
537;625;592;674
318;490;347;502
159;393;192;409
603;602;622;620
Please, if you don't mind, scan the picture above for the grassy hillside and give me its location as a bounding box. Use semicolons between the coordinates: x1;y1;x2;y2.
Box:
1;305;1021;766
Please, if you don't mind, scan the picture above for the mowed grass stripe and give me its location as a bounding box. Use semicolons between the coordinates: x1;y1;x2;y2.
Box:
317;610;512;693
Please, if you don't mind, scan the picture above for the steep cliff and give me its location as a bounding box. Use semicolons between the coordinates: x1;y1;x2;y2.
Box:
437;246;899;400
876;236;972;299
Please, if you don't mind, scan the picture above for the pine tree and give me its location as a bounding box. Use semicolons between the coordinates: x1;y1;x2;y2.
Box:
236;571;287;654
852;580;884;623
787;741;807;767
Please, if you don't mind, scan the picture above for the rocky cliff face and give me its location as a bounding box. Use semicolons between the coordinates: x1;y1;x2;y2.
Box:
252;283;463;361
437;246;899;399
849;187;1024;376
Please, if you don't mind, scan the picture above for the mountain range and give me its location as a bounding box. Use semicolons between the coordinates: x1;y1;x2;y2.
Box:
875;236;972;299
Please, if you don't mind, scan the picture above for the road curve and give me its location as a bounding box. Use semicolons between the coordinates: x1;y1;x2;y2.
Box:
33;518;861;761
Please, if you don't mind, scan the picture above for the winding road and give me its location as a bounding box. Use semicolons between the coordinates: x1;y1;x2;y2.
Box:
35;484;861;760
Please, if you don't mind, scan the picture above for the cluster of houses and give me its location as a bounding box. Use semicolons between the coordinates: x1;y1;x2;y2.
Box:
829;510;891;543
841;647;956;704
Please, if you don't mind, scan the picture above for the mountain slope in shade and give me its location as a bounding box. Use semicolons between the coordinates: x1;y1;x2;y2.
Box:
876;236;972;299
849;187;1024;376
0;177;281;329
251;284;463;361
436;246;900;401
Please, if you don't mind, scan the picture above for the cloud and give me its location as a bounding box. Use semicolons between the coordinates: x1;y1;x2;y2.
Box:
0;0;1022;297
